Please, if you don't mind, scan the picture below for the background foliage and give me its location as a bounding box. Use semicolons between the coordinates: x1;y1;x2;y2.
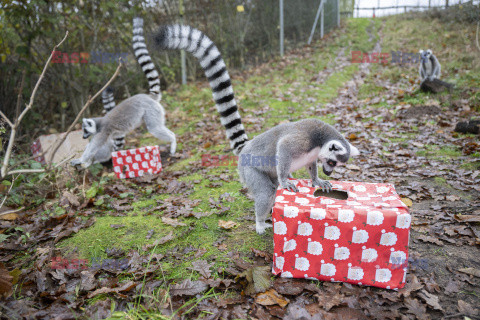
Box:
0;0;342;151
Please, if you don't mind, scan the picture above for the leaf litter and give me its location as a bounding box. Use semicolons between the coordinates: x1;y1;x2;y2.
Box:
1;15;480;320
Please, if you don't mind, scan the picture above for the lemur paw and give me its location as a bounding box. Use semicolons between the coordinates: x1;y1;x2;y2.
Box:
313;179;332;192
256;222;272;235
280;181;298;192
70;159;82;167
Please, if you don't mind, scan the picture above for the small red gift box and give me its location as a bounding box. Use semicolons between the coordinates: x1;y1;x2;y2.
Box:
112;146;162;179
31;139;45;164
272;179;411;290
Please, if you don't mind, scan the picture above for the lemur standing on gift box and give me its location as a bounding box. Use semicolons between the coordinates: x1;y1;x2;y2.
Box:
86;87;126;164
71;17;176;168
419;49;441;81
153;25;359;234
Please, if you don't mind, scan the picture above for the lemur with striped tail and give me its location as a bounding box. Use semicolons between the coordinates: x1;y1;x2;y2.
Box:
153;25;359;234
71;17;176;168
81;87;126;164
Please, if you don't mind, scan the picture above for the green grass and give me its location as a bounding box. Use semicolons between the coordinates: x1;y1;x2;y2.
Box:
58;17;383;282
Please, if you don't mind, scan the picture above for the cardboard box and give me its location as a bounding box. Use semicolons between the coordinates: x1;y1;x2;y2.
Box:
272;179;411;290
112;146;162;179
31;130;89;165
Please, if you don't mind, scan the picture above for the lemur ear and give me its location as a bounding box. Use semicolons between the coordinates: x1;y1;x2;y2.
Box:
83;118;93;127
419;50;424;54
329;142;340;152
349;142;359;157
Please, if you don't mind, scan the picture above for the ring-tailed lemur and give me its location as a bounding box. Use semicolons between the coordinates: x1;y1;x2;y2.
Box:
82;87;127;164
71;17;176;168
100;87;126;151
153;25;359;234
419;49;441;81
153;25;249;154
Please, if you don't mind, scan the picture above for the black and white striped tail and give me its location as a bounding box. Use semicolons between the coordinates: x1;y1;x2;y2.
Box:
133;17;161;101
102;86;116;113
113;136;125;151
101;87;125;151
153;25;249;155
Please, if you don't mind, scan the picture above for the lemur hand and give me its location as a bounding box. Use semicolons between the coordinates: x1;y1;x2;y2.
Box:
312;178;332;192
70;159;82;167
280;180;298;192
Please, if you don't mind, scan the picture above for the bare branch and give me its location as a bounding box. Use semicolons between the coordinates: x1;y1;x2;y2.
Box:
15;70;26;121
0;207;24;217
476;22;480;52
0;111;13;128
16;31;69;126
0;175;17;210
1;31;69;178
47;61;123;167
5;169;46;175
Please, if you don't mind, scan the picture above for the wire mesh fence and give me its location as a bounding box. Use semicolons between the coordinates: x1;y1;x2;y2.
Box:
146;0;342;81
0;0;342;136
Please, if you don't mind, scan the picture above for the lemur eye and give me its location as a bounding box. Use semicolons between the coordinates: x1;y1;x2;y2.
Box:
327;160;337;167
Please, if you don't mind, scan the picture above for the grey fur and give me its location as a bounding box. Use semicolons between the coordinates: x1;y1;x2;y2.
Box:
238;119;359;234
419;49;441;81
73;17;175;168
152;25;248;154
71;94;176;167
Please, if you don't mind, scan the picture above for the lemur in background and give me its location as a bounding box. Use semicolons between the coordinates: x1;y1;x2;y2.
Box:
153;25;359;234
419;49;441;81
71;17;176;168
82;87;126;164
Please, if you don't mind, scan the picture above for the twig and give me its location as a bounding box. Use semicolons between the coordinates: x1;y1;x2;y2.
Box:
15;70;26;121
47;61;123;167
476;22;480;52
0;175;17;209
0;207;24;217
0;111;13;128
0;31;69;178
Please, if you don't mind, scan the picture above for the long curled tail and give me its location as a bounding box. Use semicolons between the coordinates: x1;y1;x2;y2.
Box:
153;25;249;155
101;86;116;113
133;17;161;101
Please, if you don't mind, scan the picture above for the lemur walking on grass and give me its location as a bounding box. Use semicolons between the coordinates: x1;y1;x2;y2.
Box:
153;25;359;234
71;17;176;168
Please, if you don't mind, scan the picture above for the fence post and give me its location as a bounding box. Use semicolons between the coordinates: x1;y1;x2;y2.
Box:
320;3;324;38
337;0;340;26
280;0;284;56
179;0;187;85
308;0;325;44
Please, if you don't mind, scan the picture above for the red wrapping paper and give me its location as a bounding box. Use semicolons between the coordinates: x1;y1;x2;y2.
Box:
112;146;162;179
272;179;411;290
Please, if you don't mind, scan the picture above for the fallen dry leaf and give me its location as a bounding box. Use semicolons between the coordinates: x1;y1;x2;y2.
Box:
454;214;480;223
218;220;238;230
0;263;13;298
458;267;480;278
417;289;443;311
255;289;289;308
401;197;413;207
170;279;208;296
161;217;186;227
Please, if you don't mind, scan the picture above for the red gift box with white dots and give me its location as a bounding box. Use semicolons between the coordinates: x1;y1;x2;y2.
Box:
112;146;162;179
272;179;411;290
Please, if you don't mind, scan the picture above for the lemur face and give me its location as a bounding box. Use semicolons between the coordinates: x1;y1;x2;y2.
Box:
419;49;432;62
318;140;359;176
82;118;97;139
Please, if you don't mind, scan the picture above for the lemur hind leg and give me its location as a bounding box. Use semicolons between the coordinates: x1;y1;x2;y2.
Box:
143;107;176;155
240;166;277;234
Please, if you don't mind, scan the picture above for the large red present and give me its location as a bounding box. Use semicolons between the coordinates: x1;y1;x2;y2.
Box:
272;179;411;290
112;146;162;179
